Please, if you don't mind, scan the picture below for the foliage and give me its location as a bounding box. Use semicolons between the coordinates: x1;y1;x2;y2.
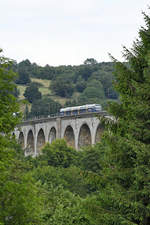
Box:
32;164;93;197
24;82;42;103
84;58;98;65
38;139;78;168
90;11;150;224
0;51;44;225
0;49;20;134
90;69;118;99
29;96;61;118
82;83;105;99
51;75;74;97
15;60;31;85
41;184;92;225
75;76;87;92
0;142;43;225
31;81;44;88
31;63;55;80
79;144;102;173
12;87;20;98
28;137;105;224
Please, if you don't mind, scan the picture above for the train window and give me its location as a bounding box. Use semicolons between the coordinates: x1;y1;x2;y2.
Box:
72;110;78;115
60;112;64;116
87;108;94;112
79;109;86;113
66;111;71;116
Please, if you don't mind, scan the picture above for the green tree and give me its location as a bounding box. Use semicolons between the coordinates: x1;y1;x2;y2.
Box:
75;76;86;92
79;144;102;173
40;184;92;225
24;82;42;103
76;64;95;81
82;86;104;99
89;11;150;224
90;69;118;99
0;50;43;225
15;60;31;85
51;76;74;97
32;164;93;198
0;148;43;225
12;87;20;98
39;64;55;79
29;97;61;117
39;139;78;168
84;58;98;65
77;80;105;105
0;49;20;134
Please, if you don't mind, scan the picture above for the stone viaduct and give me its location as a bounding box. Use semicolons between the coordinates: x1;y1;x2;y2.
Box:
14;112;106;156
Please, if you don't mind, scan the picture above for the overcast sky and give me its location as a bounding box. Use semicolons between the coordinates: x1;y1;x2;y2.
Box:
0;0;149;66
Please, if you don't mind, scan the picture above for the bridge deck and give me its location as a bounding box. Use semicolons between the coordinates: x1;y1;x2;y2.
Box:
19;111;107;126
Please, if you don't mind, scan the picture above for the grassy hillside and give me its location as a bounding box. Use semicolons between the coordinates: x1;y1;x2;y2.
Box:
17;78;69;106
17;85;26;99
15;61;118;118
32;78;52;95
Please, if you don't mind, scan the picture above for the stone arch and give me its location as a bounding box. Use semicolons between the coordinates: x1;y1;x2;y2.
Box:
64;125;75;148
18;132;24;148
49;127;56;143
78;123;91;149
95;123;104;143
26;130;34;155
37;128;45;154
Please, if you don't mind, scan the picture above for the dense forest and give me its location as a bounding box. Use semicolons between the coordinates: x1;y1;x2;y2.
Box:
1;10;150;225
13;58;118;118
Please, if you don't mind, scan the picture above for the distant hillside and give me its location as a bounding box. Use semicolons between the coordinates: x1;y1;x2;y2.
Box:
14;58;118;118
17;78;70;105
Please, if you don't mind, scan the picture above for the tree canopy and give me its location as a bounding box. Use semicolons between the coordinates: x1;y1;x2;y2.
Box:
24;82;42;103
86;11;150;225
29;96;61;118
0;49;20;134
0;50;43;225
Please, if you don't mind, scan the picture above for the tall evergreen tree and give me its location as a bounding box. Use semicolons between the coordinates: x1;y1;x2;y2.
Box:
85;11;150;225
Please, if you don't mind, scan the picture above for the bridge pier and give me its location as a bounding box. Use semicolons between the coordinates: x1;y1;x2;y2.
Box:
56;118;61;139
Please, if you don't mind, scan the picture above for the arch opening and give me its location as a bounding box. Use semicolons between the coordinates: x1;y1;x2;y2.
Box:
95;124;104;143
64;125;75;148
18;132;24;149
37;128;45;154
26;130;34;155
49;127;56;143
78;124;91;149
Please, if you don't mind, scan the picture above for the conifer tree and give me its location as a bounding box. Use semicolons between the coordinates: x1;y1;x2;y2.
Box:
86;11;150;225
